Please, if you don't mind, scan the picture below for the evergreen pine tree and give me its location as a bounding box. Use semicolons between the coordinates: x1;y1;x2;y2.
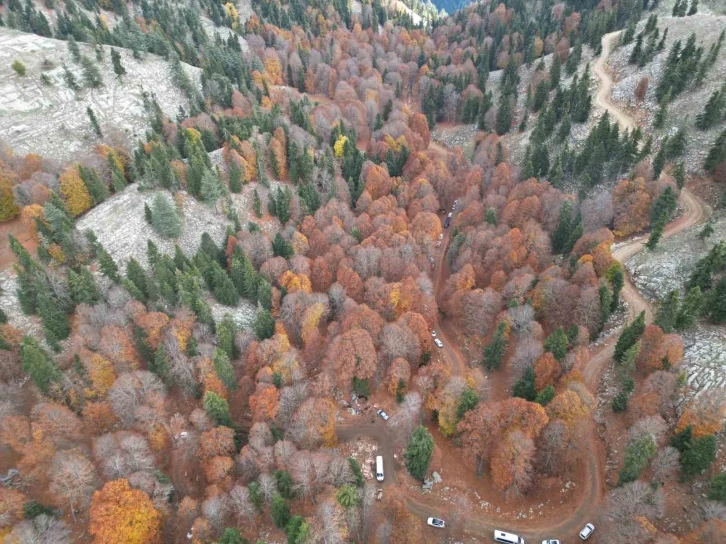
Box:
200;169;223;205
253;308;275;340
513;366;537;401
272;233;293;259
69;267;100;305
87;106;102;137
551;200;572;254
110;48;125;77
151;192;182;238
253;189;262;218
228;163;243;193
97;245;120;283
20;336;61;392
36;284;70;347
78;166;109;204
496;94;512;135
614;311;646;362
211;262;239;306
482;321;508;370
144;203;153;224
549;54;561;90
203;391;232;426
150;344;169;379
403;426;434;481
213;347;236;390
652;137;668;178
217;314;238;359
544;327;569;361
126;257;149;301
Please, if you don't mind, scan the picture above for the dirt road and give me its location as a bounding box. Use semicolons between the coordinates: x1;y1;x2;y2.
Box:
594;31;637;133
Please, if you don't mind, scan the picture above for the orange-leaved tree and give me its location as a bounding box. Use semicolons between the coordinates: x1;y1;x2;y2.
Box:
89;478;162;544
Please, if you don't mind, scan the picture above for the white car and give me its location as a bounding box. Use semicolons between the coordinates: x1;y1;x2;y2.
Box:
427;517;445;529
542;540;560;544
376;409;389;421
434;338;444;348
579;523;595;540
431;330;437;337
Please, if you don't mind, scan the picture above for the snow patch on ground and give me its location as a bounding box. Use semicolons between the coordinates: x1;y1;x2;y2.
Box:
0;27;201;163
76;185;227;270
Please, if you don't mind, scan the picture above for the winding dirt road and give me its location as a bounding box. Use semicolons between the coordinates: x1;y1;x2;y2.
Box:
339;30;711;543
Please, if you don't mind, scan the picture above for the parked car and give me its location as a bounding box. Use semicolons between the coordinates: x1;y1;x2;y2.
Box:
431;330;436;337
434;338;444;348
542;540;560;544
444;216;451;229
427;517;445;529
494;530;524;544
579;523;595;540
376;409;389;421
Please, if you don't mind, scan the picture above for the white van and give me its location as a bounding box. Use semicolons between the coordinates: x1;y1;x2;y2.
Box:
375;456;384;481
494;530;524;544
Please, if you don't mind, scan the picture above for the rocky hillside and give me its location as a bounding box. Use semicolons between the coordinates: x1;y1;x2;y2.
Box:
0;28;201;164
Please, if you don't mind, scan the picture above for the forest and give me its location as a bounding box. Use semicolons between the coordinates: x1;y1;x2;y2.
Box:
0;0;725;543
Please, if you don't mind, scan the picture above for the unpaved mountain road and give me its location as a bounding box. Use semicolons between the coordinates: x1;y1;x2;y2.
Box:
338;29;711;543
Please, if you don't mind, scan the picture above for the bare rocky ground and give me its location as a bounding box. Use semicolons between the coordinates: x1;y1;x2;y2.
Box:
608;13;726;174
626;209;726;398
76;185;226;269
0;27;201;163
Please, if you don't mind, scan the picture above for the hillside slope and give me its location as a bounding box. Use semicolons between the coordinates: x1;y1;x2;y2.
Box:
0;28;201;163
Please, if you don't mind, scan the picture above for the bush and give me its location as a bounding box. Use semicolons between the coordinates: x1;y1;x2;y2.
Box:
12;60;26;76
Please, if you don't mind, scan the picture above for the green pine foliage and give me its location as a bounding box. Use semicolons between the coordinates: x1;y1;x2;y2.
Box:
203;391;232;427
482;321;508;370
404;426;434;480
254;308;275;340
20;336;61;392
151;193;182;238
97;245;120;283
543;328;569;361
512;366;537;401
213;348;236;390
271;494;290;529
619;434;657;485
69;267;100;305
614;311;646;362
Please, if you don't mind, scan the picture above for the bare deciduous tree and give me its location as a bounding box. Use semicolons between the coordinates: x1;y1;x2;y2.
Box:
50;451;98;517
389;392;422;443
229;485;255;523
6;514;71;544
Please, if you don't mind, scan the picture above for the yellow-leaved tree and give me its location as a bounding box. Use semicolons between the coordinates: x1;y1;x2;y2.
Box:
59;165;92;216
334;135;349;158
89;479;162;544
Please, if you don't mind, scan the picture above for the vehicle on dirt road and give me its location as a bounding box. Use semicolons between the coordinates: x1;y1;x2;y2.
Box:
427;517;445;529
494;530;524;544
375;456;384;481
542;540;560;544
434;338;443;348
376;409;389;421
579;523;595;540
444;212;453;228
